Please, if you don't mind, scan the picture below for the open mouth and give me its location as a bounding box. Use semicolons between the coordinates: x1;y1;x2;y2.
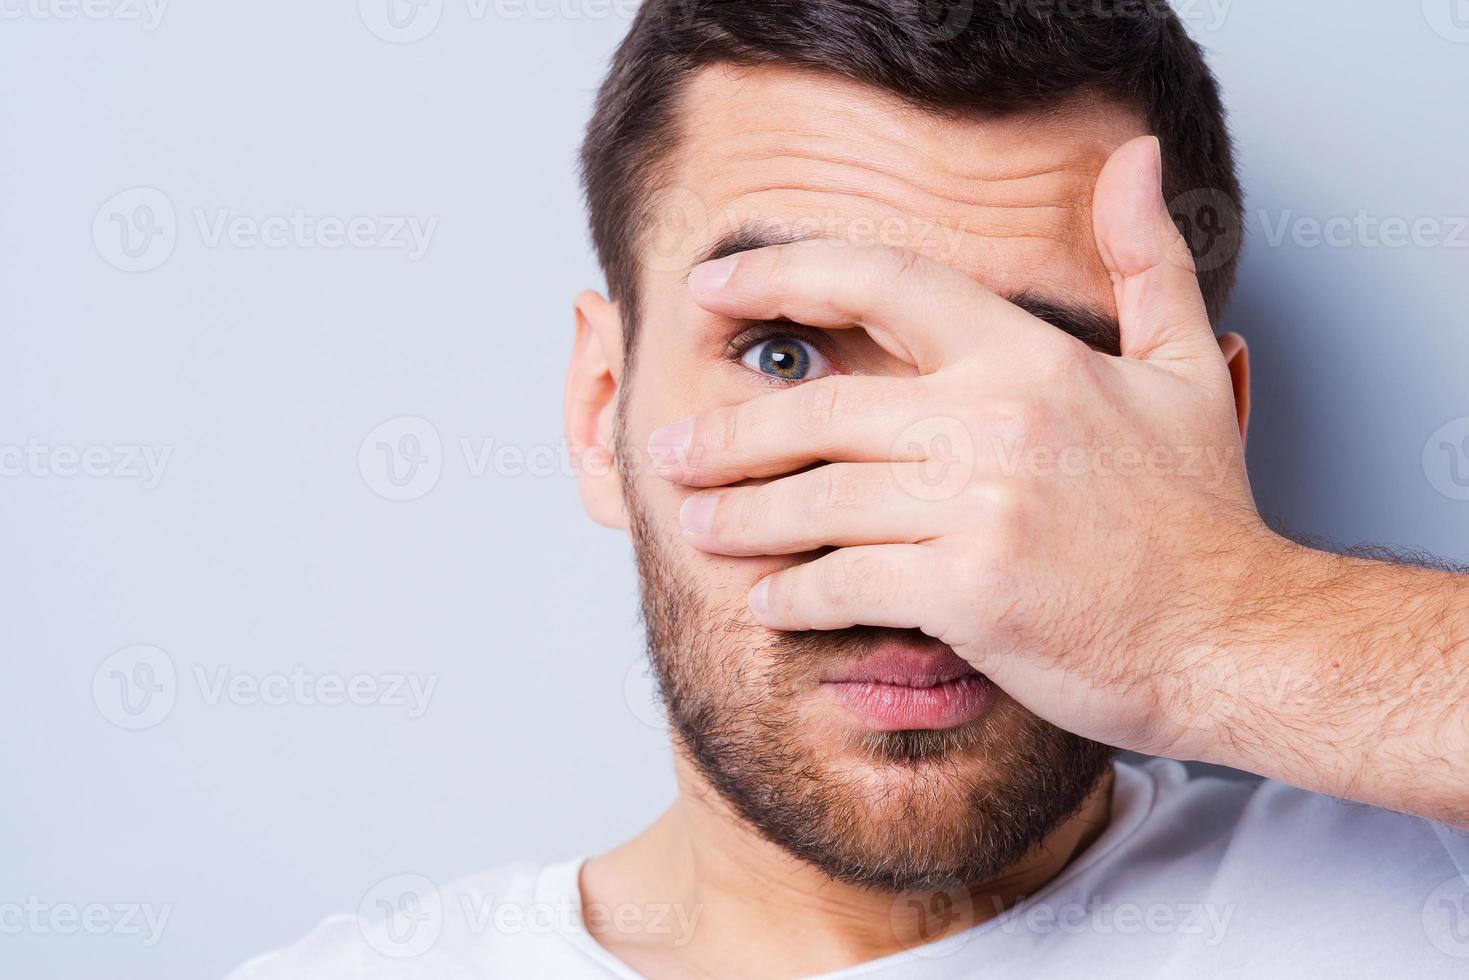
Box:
818;641;994;731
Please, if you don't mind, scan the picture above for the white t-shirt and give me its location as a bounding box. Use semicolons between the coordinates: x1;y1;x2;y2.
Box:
229;760;1469;978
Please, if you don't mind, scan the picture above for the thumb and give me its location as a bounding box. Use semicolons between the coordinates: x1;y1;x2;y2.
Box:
1092;135;1216;364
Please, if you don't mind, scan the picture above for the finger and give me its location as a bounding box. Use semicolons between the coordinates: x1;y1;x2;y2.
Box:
647;375;931;487
1091;136;1220;365
688;241;1055;374
680;463;948;557
748;544;932;632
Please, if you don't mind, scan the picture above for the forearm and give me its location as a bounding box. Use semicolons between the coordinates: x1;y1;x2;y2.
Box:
1176;536;1469;826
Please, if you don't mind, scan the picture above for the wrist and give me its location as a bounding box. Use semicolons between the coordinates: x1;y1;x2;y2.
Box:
1145;524;1316;765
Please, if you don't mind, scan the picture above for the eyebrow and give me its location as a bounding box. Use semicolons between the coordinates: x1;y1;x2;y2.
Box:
691;225;1122;357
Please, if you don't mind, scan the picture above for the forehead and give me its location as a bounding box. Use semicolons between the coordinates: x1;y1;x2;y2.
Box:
649;64;1148;313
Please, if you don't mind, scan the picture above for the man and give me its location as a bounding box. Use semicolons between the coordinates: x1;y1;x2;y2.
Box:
235;2;1469;977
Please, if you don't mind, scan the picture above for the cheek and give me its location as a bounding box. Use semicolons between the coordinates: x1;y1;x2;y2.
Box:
632;465;797;603
619;329;810;600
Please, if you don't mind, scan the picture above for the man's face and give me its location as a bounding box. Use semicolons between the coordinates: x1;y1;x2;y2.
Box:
614;66;1146;891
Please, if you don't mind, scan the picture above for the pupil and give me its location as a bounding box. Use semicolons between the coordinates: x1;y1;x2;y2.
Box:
761;341;807;379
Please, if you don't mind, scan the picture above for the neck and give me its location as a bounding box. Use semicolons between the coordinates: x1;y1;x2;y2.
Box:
580;756;1115;980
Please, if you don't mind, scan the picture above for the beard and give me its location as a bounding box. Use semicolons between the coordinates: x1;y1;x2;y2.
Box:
616;436;1115;894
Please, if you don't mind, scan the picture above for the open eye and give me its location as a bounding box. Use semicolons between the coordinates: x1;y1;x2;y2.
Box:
740;336;833;382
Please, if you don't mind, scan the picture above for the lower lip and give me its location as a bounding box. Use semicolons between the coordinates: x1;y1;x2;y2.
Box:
821;675;994;731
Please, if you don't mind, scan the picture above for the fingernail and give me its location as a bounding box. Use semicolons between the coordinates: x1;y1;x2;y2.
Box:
647;418;692;472
689;256;736;294
748;579;770;616
680;494;716;535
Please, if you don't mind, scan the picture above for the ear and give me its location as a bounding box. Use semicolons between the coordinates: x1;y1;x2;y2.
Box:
1216;331;1251;445
564;290;628;530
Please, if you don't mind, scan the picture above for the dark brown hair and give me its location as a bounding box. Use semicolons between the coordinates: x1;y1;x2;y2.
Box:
581;0;1243;347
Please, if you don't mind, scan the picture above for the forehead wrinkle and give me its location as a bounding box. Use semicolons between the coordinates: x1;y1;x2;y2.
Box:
695;154;1095;251
706;195;1075;259
708;126;1108;185
697;127;1103;206
703;184;1094;261
686;63;1132;171
728;155;1084;215
687;139;1102;259
657;66;1134;324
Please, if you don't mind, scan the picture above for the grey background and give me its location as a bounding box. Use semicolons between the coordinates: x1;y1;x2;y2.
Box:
2;2;1467;977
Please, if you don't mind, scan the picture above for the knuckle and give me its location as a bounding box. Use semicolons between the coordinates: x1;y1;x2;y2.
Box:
820;552;860;608
813;464;863;513
1038;335;1090;384
707;492;743;539
679;415;724;479
748;486;792;545
796;378;843;436
763;246;795;298
879;244;927;285
973;478;1025;526
714;406;741;458
951;551;988;605
986;398;1039;448
812;465;842;515
957;514;1016;590
850;552;888;607
977;485;1028;564
1164;224;1200;274
943;557;998;646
